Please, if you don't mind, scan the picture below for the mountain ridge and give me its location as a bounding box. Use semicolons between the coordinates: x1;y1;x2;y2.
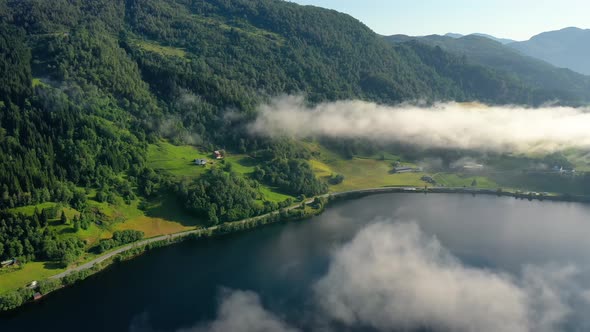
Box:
385;33;590;104
445;32;516;44
508;27;590;75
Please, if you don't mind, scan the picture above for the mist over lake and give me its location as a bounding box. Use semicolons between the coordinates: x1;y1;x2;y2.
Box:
3;193;590;331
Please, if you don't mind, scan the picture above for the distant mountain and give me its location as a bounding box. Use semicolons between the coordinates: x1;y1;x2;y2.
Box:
508;27;590;75
445;32;516;44
445;33;464;39
385;34;590;104
472;33;516;45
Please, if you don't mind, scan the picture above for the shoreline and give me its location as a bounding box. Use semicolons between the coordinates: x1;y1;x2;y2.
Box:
2;186;589;313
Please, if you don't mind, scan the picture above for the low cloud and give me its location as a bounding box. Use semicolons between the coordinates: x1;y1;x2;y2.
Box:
249;96;590;153
185;290;299;332
314;221;585;332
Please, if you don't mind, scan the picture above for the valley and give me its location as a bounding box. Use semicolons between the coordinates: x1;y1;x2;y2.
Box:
0;1;589;327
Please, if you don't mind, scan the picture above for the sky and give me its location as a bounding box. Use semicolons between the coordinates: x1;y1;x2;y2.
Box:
289;0;589;41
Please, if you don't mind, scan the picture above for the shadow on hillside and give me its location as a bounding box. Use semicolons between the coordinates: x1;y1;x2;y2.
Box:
59;227;76;235
43;262;64;270
143;192;207;228
235;156;258;168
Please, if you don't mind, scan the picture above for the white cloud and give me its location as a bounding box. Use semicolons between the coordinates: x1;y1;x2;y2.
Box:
130;220;590;332
313;221;580;332
185;290;299;332
249;96;590;153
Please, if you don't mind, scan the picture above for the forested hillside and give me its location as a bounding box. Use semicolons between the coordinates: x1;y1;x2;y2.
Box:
0;0;588;267
386;34;590;103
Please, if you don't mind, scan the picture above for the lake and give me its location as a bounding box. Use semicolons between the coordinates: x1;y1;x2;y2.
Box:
3;193;590;331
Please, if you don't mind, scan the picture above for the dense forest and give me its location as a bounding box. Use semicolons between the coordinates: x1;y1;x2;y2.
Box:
386;34;590;103
0;0;588;263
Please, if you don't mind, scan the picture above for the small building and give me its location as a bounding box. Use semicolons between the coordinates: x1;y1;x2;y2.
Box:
393;166;422;174
463;163;484;171
214;151;224;159
1;258;15;267
421;176;436;184
27;280;38;289
553;166;576;175
194;158;207;166
33;292;42;301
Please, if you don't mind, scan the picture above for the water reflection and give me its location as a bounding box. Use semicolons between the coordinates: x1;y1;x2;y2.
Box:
3;194;590;331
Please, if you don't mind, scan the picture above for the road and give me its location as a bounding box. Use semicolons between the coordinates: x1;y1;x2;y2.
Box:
50;232;190;279
49;190;344;280
49;185;537;280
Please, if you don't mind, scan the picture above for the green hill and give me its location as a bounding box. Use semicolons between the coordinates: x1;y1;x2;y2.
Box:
1;0;590;297
386;34;590;104
509;27;590;76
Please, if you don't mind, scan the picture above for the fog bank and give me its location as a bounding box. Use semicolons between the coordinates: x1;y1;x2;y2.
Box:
249;96;590;153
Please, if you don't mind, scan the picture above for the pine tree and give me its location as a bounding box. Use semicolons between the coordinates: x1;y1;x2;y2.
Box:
60;211;68;225
73;215;80;232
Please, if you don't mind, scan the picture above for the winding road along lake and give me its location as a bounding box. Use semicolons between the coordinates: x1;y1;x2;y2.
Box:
4;193;590;331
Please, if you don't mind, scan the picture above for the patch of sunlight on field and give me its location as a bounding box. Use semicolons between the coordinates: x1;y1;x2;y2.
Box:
324;157;428;191
148;141;211;178
304;141;431;191
148;141;295;202
113;193;204;237
191;15;285;46
32;78;48;87
114;216;196;238
563;149;590;171
133;40;187;58
0;262;65;294
259;186;292;203
310;159;334;178
9;202;57;216
78;223;111;246
225;155;257;175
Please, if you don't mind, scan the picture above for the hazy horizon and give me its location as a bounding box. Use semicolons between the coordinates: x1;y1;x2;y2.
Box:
289;0;590;41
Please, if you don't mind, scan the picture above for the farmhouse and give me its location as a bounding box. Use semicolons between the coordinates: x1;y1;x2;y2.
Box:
1;258;15;267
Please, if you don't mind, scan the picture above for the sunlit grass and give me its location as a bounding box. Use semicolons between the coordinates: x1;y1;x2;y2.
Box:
0;262;65;295
148;141;211;179
133;40;187;58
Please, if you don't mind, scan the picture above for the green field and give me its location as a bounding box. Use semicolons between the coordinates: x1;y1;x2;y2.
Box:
4;140;586;295
432;173;499;188
305;142;430;191
148;142;211;178
32;77;48;87
0;262;65;294
133;39;187;58
148;141;293;204
9;202;58;215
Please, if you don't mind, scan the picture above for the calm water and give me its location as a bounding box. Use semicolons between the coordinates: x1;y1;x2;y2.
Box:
3;193;590;331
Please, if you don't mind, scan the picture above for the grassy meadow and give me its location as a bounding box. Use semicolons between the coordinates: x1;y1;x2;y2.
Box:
4;139;587;293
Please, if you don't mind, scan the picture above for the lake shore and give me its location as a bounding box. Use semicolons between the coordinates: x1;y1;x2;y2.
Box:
2;185;589;313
